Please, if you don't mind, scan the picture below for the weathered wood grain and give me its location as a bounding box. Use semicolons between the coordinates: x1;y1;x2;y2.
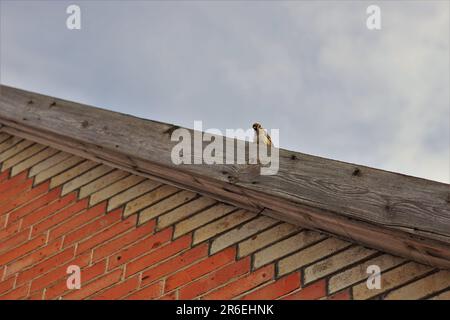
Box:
1;85;449;268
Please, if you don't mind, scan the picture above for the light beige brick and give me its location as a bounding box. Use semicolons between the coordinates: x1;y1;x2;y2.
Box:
384;270;450;300
50;160;99;189
124;185;180;217
239;223;299;258
11;147;59;177
79;169;129;199
211;216;278;254
89;174;146;206
304;245;376;285
173;203;236;239
328;254;405;294
0;139;34;163
193;209;256;245
29;152;72;177
139;190;197;225
61;164;114;196
278;237;351;276
0;133;11;144
1;144;46;171
157;196;216;230
352;262;432;300
107;179;161;211
430;290;450;300
34;155;84;185
0;136;22;153
254;230;325;269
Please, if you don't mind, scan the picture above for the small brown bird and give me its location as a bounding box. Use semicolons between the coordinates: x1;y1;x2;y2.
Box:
252;122;272;146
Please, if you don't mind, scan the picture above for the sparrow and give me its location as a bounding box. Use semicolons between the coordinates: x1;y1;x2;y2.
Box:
252;122;272;146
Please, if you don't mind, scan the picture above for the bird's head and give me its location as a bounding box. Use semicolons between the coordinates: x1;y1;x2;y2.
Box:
252;123;262;131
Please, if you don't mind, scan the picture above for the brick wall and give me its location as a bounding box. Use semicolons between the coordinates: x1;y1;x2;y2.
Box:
0;133;449;300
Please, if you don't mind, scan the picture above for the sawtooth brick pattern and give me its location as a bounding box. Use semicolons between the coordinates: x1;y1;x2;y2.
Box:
0;133;447;300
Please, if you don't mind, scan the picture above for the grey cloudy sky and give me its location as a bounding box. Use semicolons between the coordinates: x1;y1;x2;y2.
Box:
1;0;449;183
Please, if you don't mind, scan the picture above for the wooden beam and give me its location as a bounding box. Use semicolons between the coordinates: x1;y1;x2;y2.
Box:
1;85;449;268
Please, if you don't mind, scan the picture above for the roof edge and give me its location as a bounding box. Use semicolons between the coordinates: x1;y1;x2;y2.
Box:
1;84;449;268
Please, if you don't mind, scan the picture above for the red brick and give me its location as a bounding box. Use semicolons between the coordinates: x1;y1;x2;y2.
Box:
283;279;326;300
20;191;77;229
0;277;15;294
108;227;172;270
0;233;46;265
140;243;209;286
0;227;29;254
158;292;177;300
179;257;251;300
63;269;122;300
30;198;88;237
0;179;33;207
92;220;155;262
0;169;10;183
203;264;274;300
126;281;163;300
92;275;139;300
8;187;62;225
48;201;106;241
327;289;351;300
125;234;192;277
0;214;7;228
76;211;135;255
0;171;27;195
29;251;91;293
0;181;50;216
61;206;122;248
45;259;107;299
16;246;75;286
0;219;20;242
26;290;43;300
241;272;301;300
4;238;64;278
0;283;29;300
165;246;236;292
